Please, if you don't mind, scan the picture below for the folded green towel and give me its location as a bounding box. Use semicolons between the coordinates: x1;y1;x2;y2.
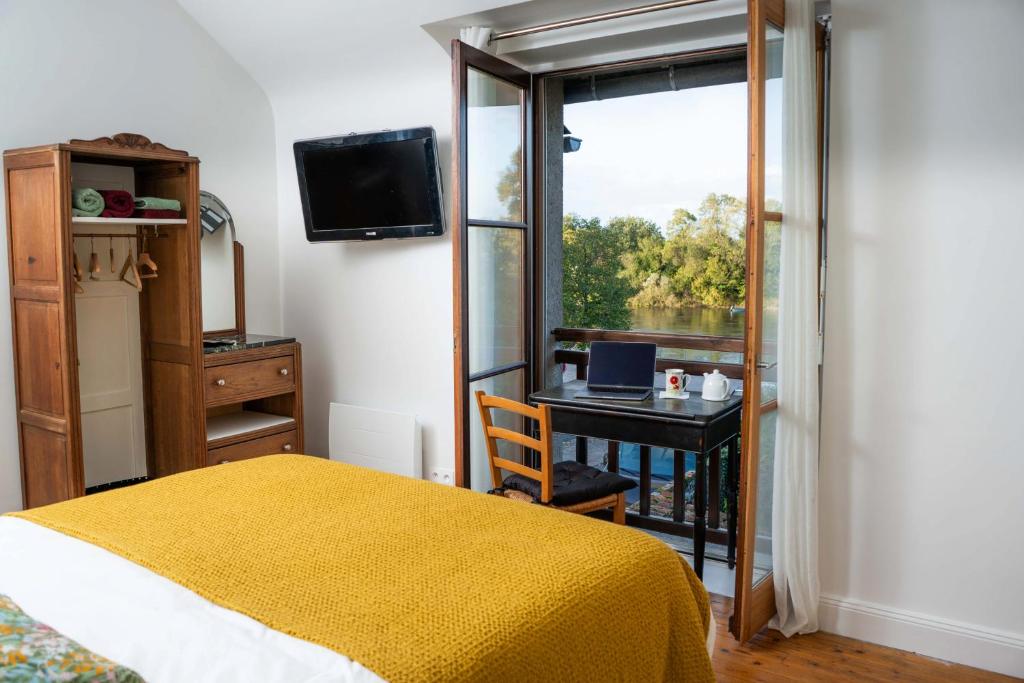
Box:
71;188;104;217
134;196;181;211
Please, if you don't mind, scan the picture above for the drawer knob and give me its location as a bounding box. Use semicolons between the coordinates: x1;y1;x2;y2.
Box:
279;368;289;376
215;378;226;386
283;443;293;452
219;459;230;465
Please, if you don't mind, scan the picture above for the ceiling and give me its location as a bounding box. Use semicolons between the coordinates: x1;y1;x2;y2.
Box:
176;0;759;100
175;0;509;99
423;0;747;71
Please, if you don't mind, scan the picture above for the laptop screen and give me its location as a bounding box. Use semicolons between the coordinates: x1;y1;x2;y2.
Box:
587;341;657;389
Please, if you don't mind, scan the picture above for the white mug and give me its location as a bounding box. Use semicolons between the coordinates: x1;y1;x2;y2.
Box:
664;369;687;397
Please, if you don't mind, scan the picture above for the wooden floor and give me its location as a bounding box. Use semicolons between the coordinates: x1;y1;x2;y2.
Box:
710;595;1015;682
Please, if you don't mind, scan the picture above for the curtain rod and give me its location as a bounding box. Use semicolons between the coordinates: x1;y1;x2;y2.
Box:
489;0;719;43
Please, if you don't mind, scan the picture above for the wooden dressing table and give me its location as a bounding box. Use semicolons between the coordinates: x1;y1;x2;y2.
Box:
197;190;305;466
203;335;304;465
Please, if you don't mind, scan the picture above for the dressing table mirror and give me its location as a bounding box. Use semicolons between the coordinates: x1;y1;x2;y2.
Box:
197;190;305;461
200;191;245;337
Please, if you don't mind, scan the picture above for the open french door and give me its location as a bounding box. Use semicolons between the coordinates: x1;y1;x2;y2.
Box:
451;41;533;491
732;0;786;642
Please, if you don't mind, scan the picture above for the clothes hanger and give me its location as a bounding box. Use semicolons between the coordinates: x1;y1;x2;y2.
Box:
119;238;143;292
71;239;84;293
88;237;100;280
73;250;84;282
137;229;158;280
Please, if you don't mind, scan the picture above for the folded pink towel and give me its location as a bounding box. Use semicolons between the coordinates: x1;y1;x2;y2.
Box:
132;209;180;219
98;190;134;218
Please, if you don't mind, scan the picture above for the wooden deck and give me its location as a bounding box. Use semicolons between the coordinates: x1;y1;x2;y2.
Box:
711;594;1015;682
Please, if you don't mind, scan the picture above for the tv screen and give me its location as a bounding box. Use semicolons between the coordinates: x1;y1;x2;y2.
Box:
294;127;445;241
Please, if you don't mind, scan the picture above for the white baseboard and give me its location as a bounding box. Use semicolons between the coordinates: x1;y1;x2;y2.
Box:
819;594;1024;679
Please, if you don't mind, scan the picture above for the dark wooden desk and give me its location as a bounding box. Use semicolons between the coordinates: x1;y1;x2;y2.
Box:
530;379;742;579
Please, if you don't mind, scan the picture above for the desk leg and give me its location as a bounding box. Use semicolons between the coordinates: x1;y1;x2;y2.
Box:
607;441;619;473
576;436;588;465
709;446;721;530
694;449;707;580
672;450;685;523
727;435;738;570
639;445;652;517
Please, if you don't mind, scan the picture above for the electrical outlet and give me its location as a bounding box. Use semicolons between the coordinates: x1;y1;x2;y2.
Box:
427;467;454;486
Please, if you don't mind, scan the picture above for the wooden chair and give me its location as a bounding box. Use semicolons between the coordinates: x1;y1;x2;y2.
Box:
474;391;636;524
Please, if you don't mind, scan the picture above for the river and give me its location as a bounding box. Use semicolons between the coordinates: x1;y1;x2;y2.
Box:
626;306;777;364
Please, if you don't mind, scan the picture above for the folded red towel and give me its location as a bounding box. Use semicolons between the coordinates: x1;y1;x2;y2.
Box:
132;209;181;219
98;190;134;218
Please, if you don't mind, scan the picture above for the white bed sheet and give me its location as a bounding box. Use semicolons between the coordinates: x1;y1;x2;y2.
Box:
0;516;383;683
0;515;716;680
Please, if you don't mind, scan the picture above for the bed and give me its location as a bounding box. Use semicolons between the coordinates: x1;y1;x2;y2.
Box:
0;455;715;682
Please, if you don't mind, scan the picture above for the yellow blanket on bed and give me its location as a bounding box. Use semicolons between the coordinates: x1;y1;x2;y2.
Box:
12;455;713;682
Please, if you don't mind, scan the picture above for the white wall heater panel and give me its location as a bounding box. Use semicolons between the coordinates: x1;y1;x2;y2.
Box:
328;403;421;478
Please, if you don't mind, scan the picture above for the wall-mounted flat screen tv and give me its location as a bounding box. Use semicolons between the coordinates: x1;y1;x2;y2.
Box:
294;127;445;242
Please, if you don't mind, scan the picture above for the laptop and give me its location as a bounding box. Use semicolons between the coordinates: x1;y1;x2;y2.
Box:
575;341;656;401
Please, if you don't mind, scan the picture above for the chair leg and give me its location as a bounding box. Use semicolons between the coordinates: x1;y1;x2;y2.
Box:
612;493;626;525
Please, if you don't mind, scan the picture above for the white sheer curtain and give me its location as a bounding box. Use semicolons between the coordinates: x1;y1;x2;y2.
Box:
459;27;492;51
769;0;820;637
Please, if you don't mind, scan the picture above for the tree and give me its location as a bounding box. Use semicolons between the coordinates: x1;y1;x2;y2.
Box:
666;208;697;238
495;146;522;221
614;216;665;292
689;228;746;306
623;194;748;309
562;214;633;330
605;216;662;253
560;193;753;331
696;193;746;238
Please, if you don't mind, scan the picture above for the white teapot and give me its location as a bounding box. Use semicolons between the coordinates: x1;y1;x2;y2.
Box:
701;369;731;401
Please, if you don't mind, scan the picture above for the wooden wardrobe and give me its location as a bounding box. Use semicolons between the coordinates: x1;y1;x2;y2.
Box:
4;134;206;508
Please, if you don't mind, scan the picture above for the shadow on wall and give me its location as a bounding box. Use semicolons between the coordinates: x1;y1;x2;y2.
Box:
821;0;933;606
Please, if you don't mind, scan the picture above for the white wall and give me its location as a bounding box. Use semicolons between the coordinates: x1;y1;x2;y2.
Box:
269;56;456;474
0;0;279;513
175;0;476;474
820;0;1024;675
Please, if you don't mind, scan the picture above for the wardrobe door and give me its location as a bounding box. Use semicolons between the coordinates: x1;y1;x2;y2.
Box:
135;161;205;477
4;149;83;507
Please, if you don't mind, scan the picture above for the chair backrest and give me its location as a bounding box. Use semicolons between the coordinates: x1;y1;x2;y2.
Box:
474;391;554;503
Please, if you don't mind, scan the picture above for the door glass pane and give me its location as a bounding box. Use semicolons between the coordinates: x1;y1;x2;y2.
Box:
468;226;524;375
764;26;784;208
753;25;784;590
761;220;782;385
468;67;523;222
753;408;776;583
468;369;525;493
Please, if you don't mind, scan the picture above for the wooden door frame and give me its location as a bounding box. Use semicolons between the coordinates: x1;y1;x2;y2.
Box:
529;44;749;394
451;40;534;488
731;0;785;642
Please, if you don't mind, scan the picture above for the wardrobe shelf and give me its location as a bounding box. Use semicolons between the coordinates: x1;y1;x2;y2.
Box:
206;411;295;444
72;216;186;225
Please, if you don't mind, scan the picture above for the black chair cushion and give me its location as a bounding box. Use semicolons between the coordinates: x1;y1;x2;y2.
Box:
502;460;637;507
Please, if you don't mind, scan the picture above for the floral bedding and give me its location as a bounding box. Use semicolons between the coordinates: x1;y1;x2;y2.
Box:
0;594;142;682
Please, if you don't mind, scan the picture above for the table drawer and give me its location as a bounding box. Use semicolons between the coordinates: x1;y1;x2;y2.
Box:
207;429;299;466
205;354;295;405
